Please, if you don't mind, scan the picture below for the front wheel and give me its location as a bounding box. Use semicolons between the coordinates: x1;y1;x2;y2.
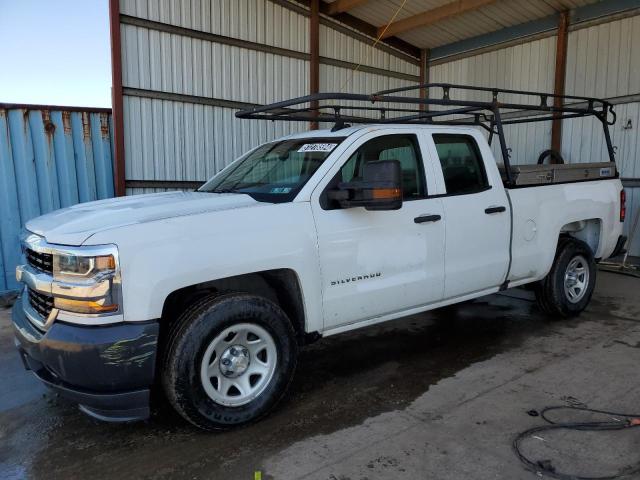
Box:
162;293;298;430
534;238;597;318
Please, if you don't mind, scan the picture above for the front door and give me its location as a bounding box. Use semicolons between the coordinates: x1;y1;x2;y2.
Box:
311;131;446;331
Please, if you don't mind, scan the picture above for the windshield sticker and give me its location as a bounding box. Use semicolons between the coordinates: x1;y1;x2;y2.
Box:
297;143;338;153
270;187;293;194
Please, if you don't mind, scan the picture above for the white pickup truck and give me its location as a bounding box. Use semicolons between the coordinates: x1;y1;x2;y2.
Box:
12;85;627;430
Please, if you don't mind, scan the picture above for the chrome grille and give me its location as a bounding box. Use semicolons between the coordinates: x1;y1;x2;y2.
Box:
25;249;53;273
28;288;54;319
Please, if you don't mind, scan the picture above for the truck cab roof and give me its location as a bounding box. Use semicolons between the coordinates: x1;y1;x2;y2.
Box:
279;124;480;141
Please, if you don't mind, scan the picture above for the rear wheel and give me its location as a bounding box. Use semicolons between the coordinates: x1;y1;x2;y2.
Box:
162;293;298;430
534;238;596;318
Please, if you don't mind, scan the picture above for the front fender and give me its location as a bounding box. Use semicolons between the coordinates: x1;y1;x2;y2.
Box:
87;202;324;333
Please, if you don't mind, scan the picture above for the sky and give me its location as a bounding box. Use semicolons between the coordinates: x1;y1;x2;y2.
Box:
0;0;112;108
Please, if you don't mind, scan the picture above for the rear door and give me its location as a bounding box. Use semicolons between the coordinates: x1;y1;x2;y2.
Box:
425;132;511;299
311;130;446;330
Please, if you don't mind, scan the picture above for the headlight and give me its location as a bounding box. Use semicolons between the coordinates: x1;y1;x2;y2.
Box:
19;232;123;320
52;251;121;315
54;253;116;279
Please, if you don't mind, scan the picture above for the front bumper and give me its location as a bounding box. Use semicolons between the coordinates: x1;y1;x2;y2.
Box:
12;294;159;422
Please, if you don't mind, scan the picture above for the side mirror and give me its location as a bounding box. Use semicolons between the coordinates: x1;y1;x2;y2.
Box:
328;159;403;211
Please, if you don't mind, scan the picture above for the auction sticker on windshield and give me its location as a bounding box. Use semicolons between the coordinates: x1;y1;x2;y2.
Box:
270;187;293;194
298;143;338;153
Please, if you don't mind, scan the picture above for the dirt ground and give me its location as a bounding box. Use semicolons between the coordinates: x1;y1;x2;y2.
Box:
1;270;639;480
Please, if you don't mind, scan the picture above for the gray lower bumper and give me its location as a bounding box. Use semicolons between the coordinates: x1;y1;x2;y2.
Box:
12;295;159;422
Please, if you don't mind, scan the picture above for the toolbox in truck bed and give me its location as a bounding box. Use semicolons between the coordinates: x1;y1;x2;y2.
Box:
498;162;617;186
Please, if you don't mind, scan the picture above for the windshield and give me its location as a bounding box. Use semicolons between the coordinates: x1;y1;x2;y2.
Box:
199;137;346;202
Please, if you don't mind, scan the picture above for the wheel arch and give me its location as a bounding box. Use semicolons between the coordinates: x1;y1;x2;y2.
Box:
159;268;312;346
559;218;603;258
533;219;602;282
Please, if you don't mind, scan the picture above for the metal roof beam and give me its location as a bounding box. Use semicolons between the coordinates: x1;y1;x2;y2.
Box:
280;0;421;62
430;0;640;62
378;0;497;39
327;0;370;15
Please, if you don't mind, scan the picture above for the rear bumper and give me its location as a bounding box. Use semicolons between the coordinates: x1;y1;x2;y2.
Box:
12;294;159;422
609;235;628;259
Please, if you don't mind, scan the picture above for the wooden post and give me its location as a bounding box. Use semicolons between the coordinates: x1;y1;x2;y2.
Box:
551;11;569;157
108;0;126;196
419;49;430;111
310;0;320;130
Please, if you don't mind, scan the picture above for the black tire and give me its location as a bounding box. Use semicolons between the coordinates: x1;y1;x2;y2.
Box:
534;237;596;318
162;292;298;430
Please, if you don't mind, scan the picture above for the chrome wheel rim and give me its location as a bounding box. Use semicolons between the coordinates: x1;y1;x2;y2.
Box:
564;255;589;303
200;323;277;407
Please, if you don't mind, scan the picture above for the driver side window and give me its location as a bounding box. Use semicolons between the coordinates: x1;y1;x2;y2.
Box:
339;134;426;200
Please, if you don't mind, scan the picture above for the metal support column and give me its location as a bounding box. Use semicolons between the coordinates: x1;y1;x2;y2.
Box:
310;0;320;129
108;0;126;196
551;10;569;156
419;49;430;112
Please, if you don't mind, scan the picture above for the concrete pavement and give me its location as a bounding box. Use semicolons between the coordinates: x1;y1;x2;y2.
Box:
1;271;639;479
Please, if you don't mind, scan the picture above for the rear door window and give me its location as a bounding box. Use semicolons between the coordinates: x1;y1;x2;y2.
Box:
433;135;489;195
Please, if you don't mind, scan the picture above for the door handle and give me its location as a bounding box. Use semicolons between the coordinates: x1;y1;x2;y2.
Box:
414;214;442;224
485;206;506;214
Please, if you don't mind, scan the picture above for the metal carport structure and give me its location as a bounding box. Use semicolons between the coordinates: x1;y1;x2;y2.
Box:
108;0;640;255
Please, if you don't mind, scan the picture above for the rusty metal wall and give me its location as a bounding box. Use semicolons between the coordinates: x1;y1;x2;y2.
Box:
561;15;640;257
0;106;114;295
117;0;420;194
122;96;308;189
319;22;418;75
565;14;640;99
119;0;312;193
119;0;310;52
430;13;640;256
429;35;557;166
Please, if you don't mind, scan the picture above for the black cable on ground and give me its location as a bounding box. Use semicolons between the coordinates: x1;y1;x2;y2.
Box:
513;406;640;480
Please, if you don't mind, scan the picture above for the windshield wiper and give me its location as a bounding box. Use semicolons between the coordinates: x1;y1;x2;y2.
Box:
211;188;243;194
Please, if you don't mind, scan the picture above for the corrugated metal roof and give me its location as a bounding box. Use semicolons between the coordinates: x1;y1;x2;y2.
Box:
327;0;600;48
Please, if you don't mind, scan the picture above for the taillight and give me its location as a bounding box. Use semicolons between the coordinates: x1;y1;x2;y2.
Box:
620;189;626;222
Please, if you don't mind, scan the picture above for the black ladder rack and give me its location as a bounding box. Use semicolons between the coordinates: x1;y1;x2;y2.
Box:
235;83;617;187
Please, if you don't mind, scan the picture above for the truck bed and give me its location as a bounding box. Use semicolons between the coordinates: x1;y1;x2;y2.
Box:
498;161;617;186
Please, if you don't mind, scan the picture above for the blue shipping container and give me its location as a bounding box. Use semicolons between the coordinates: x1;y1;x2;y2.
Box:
0;105;115;297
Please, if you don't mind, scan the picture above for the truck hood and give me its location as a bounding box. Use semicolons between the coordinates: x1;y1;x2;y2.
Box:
26;191;261;246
